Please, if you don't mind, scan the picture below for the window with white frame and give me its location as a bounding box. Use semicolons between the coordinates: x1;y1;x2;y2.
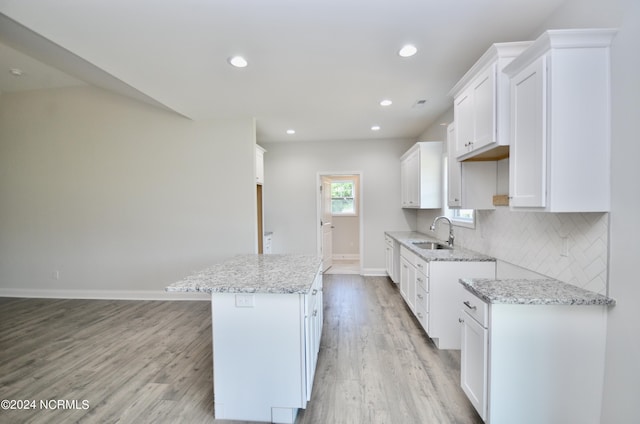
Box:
331;180;357;216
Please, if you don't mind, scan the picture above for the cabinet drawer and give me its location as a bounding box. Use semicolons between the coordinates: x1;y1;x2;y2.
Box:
400;246;417;264
461;293;489;328
385;235;394;247
415;257;429;275
416;286;429;313
416;271;428;292
416;286;429;331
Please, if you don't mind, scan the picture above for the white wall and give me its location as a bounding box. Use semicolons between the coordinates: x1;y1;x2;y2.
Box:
261;138;416;273
0;86;257;299
417;0;639;421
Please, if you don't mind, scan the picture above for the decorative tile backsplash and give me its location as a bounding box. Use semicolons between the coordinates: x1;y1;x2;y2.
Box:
462;208;609;294
420;208;609;295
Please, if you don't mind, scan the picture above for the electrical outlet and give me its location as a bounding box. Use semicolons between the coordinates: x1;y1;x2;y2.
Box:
235;294;254;308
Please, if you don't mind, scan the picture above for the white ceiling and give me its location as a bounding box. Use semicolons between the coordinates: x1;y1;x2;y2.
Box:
0;0;566;143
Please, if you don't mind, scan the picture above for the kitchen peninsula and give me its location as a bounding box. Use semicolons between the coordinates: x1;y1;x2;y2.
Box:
167;254;323;424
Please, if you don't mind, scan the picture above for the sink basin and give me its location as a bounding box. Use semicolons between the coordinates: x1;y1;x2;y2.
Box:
412;241;452;250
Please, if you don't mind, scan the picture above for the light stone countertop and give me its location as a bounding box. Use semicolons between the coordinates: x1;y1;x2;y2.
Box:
166;254;322;294
460;278;616;306
385;231;496;262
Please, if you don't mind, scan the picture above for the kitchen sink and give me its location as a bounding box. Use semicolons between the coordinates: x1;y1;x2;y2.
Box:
412;241;452;250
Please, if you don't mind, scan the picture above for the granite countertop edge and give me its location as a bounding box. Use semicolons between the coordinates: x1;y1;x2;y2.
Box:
385;230;496;262
459;277;616;306
166;254;322;295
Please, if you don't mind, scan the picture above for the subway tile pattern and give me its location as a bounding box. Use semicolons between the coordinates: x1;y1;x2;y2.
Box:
454;208;609;295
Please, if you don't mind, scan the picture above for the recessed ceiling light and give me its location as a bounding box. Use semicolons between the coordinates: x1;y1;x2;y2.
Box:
286;129;296;135
380;99;393;107
9;68;23;76
398;44;418;58
228;56;248;68
371;125;381;131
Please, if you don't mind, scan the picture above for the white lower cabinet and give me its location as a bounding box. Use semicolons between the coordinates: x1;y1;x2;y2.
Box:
460;296;489;420
460;290;609;423
399;248;417;313
211;267;323;423
400;245;495;349
384;234;399;283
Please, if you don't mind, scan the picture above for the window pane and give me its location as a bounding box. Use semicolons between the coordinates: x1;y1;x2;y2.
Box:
331;181;353;198
332;198;354;214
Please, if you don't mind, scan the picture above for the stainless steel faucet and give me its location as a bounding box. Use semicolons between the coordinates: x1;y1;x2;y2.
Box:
430;216;454;247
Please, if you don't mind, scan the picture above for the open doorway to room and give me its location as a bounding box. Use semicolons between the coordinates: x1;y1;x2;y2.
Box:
317;173;362;275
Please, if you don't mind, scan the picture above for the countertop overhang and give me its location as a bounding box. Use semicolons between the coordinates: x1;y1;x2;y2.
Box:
166;254;322;294
460;278;616;306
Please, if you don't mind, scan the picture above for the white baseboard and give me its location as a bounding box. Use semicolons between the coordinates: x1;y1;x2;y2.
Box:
332;254;360;261
0;288;210;301
362;268;388;277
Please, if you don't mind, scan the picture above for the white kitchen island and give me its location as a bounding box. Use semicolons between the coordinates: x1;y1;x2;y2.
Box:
167;254;323;424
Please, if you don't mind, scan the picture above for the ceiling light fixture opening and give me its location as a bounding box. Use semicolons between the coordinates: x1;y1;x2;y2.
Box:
286;129;296;135
371;125;381;131
380;99;392;107
9;68;24;76
398;44;417;58
228;56;248;68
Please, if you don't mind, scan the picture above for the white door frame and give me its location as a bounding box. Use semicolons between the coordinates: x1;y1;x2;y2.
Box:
316;171;364;274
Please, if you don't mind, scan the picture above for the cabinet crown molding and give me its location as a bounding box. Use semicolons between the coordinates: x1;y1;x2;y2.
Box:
449;41;532;98
503;28;618;77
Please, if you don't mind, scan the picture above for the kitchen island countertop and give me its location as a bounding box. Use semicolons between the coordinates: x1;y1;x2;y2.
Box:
460;277;616;306
166;254;322;294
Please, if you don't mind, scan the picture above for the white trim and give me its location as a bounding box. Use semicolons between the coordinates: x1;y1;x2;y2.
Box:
316;171;364;271
0;288;210;301
332;254;360;260
362;268;387;277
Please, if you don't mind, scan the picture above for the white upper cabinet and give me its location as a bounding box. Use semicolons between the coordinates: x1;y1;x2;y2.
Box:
447;123;497;210
504;29;617;212
401;142;443;209
255;145;265;185
450;42;531;161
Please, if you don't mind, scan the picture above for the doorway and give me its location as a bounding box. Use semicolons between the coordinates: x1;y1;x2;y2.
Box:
317;172;362;275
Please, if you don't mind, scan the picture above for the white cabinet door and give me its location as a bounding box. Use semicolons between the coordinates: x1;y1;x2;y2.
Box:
509;56;546;208
447;123;462;208
460;309;488;420
256;145;265;185
399;256;411;301
385;242;394;280
405;149;420;207
472;64;497;151
454;90;474;157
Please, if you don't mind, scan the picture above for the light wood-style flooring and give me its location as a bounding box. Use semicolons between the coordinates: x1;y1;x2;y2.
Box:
0;275;482;424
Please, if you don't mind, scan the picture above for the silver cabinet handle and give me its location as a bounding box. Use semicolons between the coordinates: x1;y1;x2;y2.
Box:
313;309;318;317
417;294;423;300
459;318;465;323
312;289;318;295
463;301;477;311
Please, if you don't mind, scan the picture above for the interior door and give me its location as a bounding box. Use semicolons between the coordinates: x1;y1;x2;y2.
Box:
321;177;333;272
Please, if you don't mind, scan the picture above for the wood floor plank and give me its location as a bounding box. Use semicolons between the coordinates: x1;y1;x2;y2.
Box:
0;274;482;424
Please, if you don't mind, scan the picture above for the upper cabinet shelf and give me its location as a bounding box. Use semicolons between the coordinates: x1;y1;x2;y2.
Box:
449;42;532;162
503;29;617;212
